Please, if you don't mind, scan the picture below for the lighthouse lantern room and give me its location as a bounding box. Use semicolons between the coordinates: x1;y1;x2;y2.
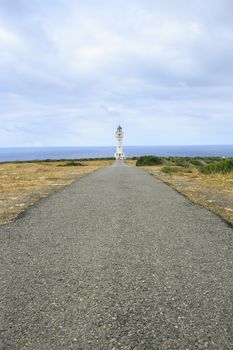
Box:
114;125;125;160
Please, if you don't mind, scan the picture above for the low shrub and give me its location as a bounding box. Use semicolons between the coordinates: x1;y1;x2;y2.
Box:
200;158;233;174
136;155;163;166
161;166;179;174
59;161;84;167
190;159;207;167
172;158;190;168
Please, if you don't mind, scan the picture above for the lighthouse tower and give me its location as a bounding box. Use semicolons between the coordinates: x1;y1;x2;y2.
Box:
114;125;125;160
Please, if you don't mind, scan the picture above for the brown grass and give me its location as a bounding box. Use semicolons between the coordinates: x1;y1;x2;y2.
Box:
0;160;113;224
127;160;233;225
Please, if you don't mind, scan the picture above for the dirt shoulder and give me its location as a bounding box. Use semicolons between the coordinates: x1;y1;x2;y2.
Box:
127;160;233;226
0;159;113;224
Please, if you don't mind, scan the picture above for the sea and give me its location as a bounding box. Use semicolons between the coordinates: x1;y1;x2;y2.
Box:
0;145;232;162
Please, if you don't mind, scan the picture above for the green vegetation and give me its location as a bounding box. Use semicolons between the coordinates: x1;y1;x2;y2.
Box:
133;155;233;175
132;156;227;169
136;155;163;166
0;157;115;164
161;166;179;174
200;158;233;174
189;159;207;167
161;165;193;174
171;159;190;167
59;161;84;166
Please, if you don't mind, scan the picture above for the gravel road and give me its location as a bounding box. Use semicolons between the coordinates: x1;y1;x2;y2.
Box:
0;161;232;350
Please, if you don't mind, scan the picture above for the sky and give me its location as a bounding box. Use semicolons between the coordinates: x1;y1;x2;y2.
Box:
0;0;233;147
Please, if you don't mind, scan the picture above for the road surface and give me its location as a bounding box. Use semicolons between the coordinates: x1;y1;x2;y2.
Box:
0;161;232;349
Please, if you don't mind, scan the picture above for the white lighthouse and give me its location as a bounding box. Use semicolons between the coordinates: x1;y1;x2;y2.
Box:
114;125;125;160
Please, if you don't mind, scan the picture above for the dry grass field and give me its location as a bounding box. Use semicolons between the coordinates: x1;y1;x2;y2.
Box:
127;159;233;226
0;160;113;224
2;158;232;226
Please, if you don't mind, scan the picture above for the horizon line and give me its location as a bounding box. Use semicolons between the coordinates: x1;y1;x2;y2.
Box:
0;144;233;149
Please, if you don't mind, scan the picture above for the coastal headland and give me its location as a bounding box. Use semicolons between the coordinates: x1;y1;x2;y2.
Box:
1;156;232;226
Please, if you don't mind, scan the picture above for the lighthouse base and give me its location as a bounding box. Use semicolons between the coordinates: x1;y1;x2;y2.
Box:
114;153;126;160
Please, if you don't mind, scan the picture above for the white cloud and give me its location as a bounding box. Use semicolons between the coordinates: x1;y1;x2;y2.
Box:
0;26;19;46
0;25;23;63
0;0;232;146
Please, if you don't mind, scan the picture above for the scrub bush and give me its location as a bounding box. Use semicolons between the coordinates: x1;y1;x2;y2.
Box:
136;155;163;166
161;166;179;174
201;158;233;174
